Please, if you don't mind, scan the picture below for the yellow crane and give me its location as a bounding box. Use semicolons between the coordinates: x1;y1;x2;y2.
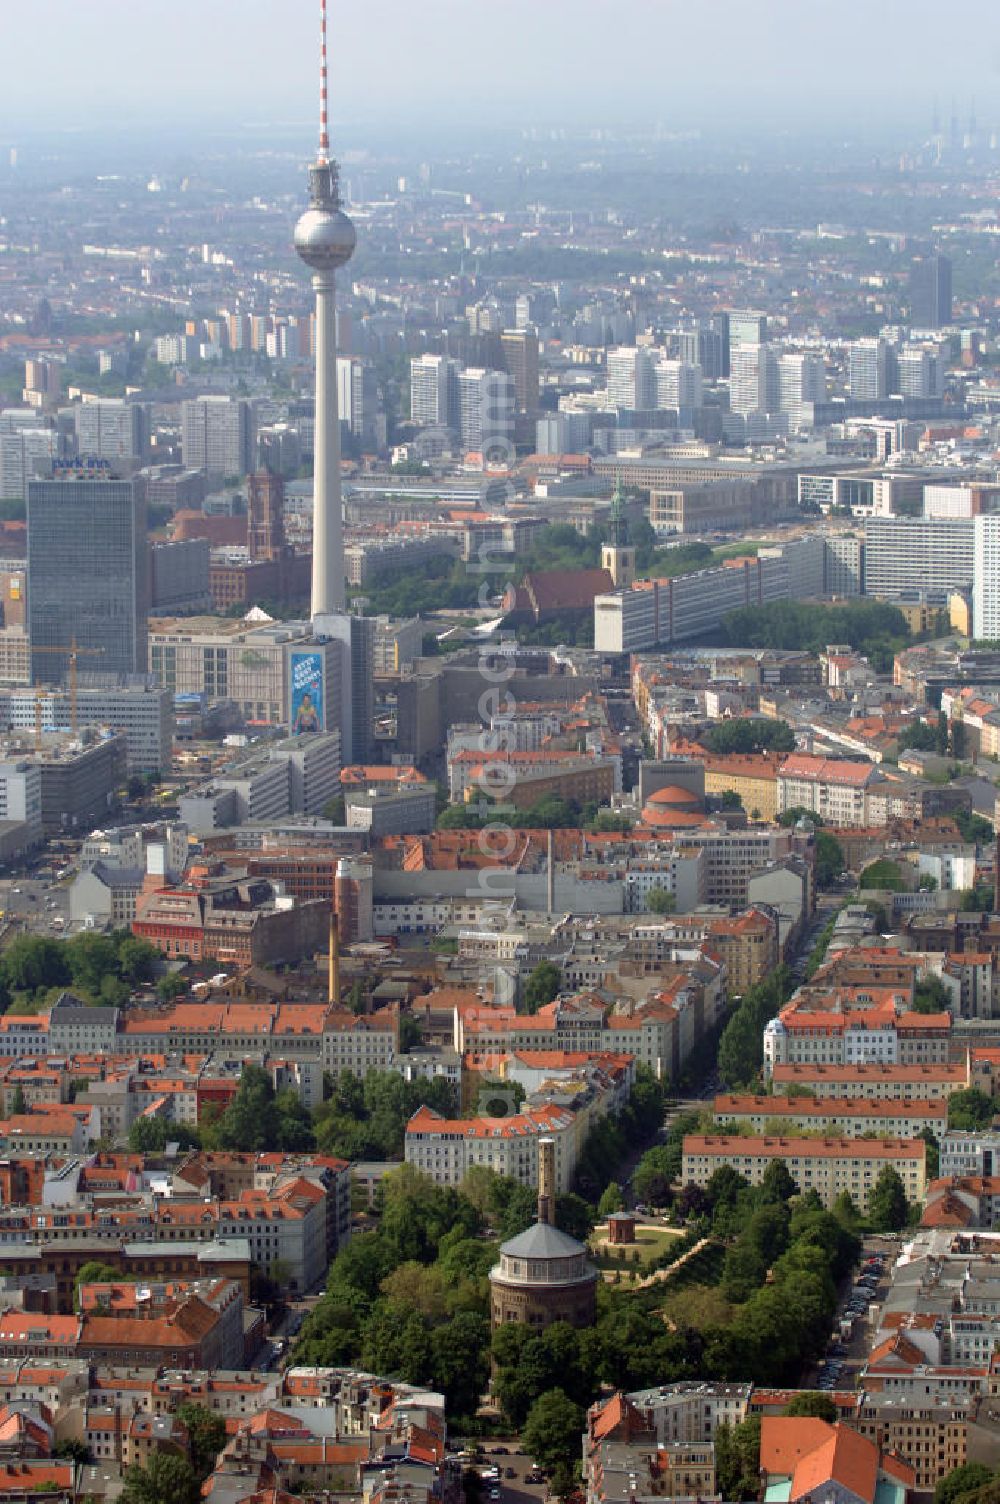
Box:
29;638;105;736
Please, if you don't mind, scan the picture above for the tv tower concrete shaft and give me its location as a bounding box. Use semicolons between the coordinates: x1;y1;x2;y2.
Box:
311;261;345;615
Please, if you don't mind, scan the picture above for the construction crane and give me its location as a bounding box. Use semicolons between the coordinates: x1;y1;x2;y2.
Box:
29;638;105;736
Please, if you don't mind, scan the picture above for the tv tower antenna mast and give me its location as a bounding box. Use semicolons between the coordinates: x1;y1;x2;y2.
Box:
294;0;356;619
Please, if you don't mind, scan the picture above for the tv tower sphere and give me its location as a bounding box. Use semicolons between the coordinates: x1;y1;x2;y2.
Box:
294;164;356;272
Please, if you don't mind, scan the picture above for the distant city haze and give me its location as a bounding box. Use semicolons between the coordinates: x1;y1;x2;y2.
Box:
2;0;1000;135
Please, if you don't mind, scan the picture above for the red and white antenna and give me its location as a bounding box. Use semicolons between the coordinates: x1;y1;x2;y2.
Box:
318;0;330;161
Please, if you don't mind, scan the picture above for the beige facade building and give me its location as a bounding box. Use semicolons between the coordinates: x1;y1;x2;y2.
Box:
681;1134;926;1211
148;616;314;726
713;1092;946;1139
771;1061;971;1101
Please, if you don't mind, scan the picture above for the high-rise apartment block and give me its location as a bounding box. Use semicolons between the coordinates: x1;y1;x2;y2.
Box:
897;346;945;399
730;343;780;415
973;515;1000;639
848;339;894;400
75;400;149;464
500;329;540;414
410;354;459;430
778;353;827;430
909;254;953;327
864;516;974;601
23;359;60;406
536;411;593;455
27;471;149;682
457;369;514;450
0;427;61;501
181;396;254;477
336;356;379;445
257;424;302;478
727;310;768;348
671;326;725;381
154;334;192;366
655;360;703;415
606;347;657;410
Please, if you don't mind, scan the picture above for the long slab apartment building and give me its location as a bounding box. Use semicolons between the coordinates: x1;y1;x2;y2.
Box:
593;534;855;653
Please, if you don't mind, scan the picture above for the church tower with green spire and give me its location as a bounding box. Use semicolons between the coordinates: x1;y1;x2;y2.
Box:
601;478;637;587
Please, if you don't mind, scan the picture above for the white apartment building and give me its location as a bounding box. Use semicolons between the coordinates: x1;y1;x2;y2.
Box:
940;1130;1000;1179
973;514;1000;639
405;1103;579;1192
322;1015;396;1077
283;733;342;816
457;369;514;450
337;357;379;443
410;355;457;429
778;352;827;430
654;359;703;413
216;1183;326;1293
75;400;148;463
0;757;42;835
848;339;892;401
897;345;945;399
154;334;192;365
776;754;884;827
865;516;974;600
729;343;780;415
180;396;253;477
624;1384;752;1445
924;484;1000;520
607;347;658;410
0;428;60;501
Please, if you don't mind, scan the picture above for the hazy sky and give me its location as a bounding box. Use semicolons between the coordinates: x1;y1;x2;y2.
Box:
2;0;1000;139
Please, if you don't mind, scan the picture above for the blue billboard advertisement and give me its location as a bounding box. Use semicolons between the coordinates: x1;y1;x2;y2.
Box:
290;650;324;734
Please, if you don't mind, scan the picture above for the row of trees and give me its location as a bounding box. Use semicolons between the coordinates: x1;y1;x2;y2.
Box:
717;599;912;672
717;967;793;1089
0;930;161;1012
127;1057;668;1183
573;1072;670;1197
128;1066;459;1161
632;1109;702;1206
703;718;795;756
436;788;607;836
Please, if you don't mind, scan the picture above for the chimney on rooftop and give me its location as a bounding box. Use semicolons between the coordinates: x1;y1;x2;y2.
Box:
537;1136;555;1225
328;907;340;1006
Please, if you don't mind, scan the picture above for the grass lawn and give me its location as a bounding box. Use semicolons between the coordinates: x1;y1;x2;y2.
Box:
713;540;763;561
590;1221;686;1274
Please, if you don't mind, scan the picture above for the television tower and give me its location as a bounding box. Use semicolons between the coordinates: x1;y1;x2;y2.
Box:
294;0;355;618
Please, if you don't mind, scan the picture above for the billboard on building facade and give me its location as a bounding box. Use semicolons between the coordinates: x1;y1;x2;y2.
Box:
290;649;324;734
